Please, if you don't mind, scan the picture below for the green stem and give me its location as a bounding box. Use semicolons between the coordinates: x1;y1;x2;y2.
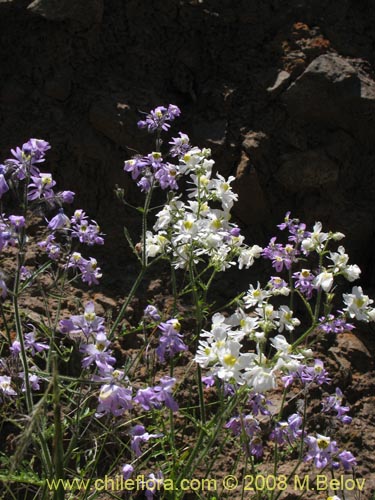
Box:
109;266;147;339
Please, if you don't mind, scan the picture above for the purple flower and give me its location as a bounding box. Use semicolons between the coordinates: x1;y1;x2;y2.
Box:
134;387;158;411
48;209;71;231
169;132;190;158
129;425;162;457
270;413;302;445
156;319;187;362
96;384;133;417
0;174;9;198
0;375;17;396
338;450;357;470
27;173;56;201
137;176;152;192
153;376;179;411
124;156;149;181
144;305;161;321
24;330;49;356
122;464;134;480
137;104;181;133
67;253;102;284
154;163;179;190
0;279;7;299
10;340;21;356
322;388;352;424
300;359;331;385
20;372;41;391
202;375;215;387
60;301;105;340
304;434;338;469
134;377;178;412
277;213;308;244
293;269;315;299
70;210;104;246
248;393;272;417
60;190;75;203
145;471;164;499
318;313;354;334
81;258;102;285
80;332;116;375
225;414;263;457
262;237;297;272
6;139;50;180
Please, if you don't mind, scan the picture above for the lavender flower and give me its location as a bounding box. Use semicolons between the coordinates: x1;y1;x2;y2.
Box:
0;279;7;299
156;319;187;362
0;375;17;396
137;105;181;133
48;209;71;231
122;464;134;480
293;269;315;299
144;305;161;321
304;434;338;469
322;388;352;424
134;377;178;412
129;425;162;457
270;413;302;445
318;313;354;334
225;414;263;457
27;173;56;201
24;329;49;356
338;450;357;470
145;471;164;500
6;139;50;179
80;332;116;375
169;132;191;157
60;190;75;203
248;393;272;416
59;301;105;340
262;237;297;272
0;174;9;198
8;215;25;231
96;384;133;417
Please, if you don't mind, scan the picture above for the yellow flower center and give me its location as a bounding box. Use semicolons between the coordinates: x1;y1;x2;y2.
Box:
223;354;237;366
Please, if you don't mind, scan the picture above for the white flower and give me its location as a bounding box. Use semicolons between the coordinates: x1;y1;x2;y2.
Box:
301;222;329;253
270;334;291;353
328;246;349;271
238;245;263;270
332;232;345;241
216;341;250;383
145;232;168;258
277;306;301;332
244;283;271;307
211;174;238;211
314;271;334;292
343;286;373;321
243;366;277;392
342;264;361;282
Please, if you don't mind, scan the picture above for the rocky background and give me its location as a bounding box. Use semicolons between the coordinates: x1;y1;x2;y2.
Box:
1;0;375;284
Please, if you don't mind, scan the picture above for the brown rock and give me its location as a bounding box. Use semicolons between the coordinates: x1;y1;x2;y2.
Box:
335;332;372;372
276;149;338;191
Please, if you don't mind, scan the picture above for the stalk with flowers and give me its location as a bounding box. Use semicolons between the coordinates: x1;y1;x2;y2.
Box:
0;106;372;500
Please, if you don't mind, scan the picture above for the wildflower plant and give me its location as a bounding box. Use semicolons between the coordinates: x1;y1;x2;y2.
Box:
0;108;371;500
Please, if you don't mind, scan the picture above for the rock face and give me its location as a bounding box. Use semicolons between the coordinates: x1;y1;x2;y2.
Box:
283;53;375;139
276;149;339;191
1;1;375;280
27;0;103;27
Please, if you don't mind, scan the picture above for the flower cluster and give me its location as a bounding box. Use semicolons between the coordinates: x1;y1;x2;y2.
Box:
194;311;310;391
123;105;262;271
